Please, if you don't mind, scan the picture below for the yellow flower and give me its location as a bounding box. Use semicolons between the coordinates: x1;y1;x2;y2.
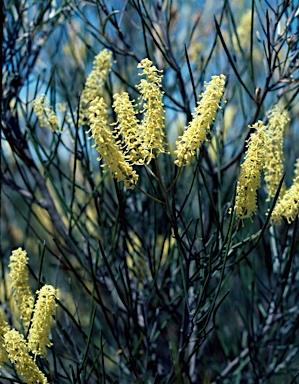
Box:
33;95;60;132
264;106;290;201
28;285;57;356
136;58;168;163
112;92;148;164
174;74;226;167
234;121;266;220
271;158;299;224
79;49;113;125
3;329;48;384
87;96;139;189
0;317;10;368
9;248;34;328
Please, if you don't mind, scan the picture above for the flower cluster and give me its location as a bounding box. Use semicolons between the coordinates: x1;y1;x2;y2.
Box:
3;330;48;384
234;121;266;220
88;96;139;189
33;95;59;132
112;92;148;164
0;317;10;368
28;285;57;356
271;158;299;224
136;58;168;163
233;105;297;224
8;248;34;327
174;74;226;167
79;49;113;125
87;58;170;188
264;106;290;201
0;249;58;382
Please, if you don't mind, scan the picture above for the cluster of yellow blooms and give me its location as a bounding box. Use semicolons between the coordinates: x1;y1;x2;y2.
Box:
86;52;225;188
264;106;290;201
271;158;299;224
87;57;169;189
234;121;266;219
0;316;10;370
3;330;48;384
0;248;57;384
112;92;148;164
33;94;60;132
8;248;35;327
32;50;113;132
88;96;139;189
136;58;168;162
79;49;113;125
234;105;298;224
174;74;226;167
28;285;57;356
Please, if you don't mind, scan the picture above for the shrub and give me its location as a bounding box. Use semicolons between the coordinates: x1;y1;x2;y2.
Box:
1;0;299;382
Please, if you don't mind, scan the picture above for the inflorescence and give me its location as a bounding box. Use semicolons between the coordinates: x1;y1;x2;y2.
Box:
1;248;58;383
174;74;226;167
33;94;60;132
234;121;266;220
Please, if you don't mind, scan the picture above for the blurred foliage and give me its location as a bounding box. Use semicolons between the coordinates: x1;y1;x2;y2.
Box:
1;0;299;383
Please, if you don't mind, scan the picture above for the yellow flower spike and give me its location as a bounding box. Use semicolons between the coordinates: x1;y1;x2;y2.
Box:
87;96;139;189
234;121;266;220
79;49;113;125
264;105;290;201
271;158;299;224
112;92;148;164
137;58;168;163
3;329;48;384
9;248;34;328
28;285;57;356
33;95;60;132
0;317;10;368
174;74;226;167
